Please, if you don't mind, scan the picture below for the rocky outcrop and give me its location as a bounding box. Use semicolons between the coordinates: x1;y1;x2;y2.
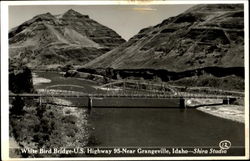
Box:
9;9;126;69
84;4;244;72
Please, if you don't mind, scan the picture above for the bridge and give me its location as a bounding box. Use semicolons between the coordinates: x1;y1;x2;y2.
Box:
9;81;243;109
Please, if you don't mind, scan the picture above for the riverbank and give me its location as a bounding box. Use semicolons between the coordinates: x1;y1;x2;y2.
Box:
197;105;244;123
32;73;51;85
186;98;244;123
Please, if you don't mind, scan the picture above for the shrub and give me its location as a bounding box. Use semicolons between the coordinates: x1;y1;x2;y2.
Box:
62;115;77;124
33;133;50;147
36;105;46;118
11;96;25;115
65;110;71;114
66;128;75;137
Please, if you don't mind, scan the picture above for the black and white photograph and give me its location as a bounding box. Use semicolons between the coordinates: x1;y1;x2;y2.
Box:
1;0;249;160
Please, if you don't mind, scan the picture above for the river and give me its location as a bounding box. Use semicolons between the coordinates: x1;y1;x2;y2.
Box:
33;71;245;155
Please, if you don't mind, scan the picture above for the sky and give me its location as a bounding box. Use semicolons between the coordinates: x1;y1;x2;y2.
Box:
9;4;194;40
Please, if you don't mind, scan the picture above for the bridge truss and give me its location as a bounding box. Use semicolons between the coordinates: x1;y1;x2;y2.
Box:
9;80;244;108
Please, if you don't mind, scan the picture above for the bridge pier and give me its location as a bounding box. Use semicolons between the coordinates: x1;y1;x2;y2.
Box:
88;97;93;111
179;97;186;108
223;97;236;105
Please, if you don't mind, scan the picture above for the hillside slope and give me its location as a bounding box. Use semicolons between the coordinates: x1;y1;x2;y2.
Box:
84;4;244;72
9;9;126;69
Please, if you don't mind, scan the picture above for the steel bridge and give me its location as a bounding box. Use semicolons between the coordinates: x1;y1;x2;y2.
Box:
9;81;244;108
8;93;242;99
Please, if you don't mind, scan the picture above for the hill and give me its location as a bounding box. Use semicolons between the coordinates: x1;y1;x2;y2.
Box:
84;4;244;72
9;9;126;69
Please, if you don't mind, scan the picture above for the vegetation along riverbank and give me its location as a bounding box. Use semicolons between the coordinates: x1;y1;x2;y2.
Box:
9;66;91;157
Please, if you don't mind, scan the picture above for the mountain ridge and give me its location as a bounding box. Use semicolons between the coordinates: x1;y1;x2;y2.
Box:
9;9;126;69
84;4;244;72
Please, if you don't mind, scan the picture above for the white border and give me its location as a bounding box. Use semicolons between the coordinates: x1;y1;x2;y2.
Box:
1;0;249;160
1;2;10;161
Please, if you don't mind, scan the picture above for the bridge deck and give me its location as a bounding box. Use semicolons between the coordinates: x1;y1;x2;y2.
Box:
9;93;242;99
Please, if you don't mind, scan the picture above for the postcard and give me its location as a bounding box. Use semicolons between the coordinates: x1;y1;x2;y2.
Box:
1;0;249;160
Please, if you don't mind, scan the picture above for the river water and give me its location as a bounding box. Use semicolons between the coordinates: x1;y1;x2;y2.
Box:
34;72;245;155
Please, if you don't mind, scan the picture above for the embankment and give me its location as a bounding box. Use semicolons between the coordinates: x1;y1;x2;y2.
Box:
186;98;244;123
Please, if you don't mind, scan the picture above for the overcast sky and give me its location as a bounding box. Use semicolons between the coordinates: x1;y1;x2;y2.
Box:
9;5;194;40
